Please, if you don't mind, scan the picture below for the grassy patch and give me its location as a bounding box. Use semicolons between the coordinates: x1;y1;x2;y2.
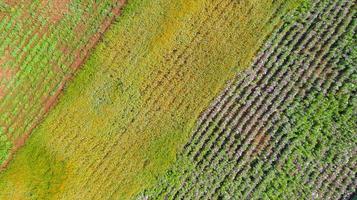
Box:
0;0;123;165
0;0;305;199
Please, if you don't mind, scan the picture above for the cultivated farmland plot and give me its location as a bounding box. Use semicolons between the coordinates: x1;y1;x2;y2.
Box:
0;0;309;198
142;0;357;199
0;0;356;199
0;0;125;167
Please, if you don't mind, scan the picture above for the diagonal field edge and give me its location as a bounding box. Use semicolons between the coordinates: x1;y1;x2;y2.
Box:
0;0;127;172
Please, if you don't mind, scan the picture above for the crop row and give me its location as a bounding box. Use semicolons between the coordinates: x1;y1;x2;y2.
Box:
0;1;125;165
153;0;357;199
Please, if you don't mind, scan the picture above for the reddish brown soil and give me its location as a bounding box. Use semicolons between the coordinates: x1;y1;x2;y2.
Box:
74;21;87;39
41;0;71;24
0;85;5;99
51;61;64;74
57;41;71;55
0;46;13;67
252;133;270;157
3;0;19;6
0;68;18;81
0;69;12;80
0;0;127;172
70;1;127;71
43;78;67;113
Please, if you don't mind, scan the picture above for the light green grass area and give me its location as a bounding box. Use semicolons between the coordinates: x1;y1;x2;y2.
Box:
0;0;305;199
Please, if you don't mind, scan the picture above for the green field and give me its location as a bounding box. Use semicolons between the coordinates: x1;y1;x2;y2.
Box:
0;0;125;167
0;0;356;199
0;0;306;199
141;1;357;198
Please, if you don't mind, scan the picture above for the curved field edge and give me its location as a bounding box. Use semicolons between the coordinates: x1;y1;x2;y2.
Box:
140;0;356;198
0;0;306;199
0;0;126;168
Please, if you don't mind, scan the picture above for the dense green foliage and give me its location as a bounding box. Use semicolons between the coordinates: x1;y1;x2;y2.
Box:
140;0;357;199
264;92;356;199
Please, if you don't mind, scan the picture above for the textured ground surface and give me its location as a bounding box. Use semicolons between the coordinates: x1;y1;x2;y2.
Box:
0;0;125;167
142;0;356;199
0;0;303;199
0;0;356;199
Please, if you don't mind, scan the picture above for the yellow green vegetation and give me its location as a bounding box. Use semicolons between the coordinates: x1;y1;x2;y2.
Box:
0;0;305;199
0;0;124;165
